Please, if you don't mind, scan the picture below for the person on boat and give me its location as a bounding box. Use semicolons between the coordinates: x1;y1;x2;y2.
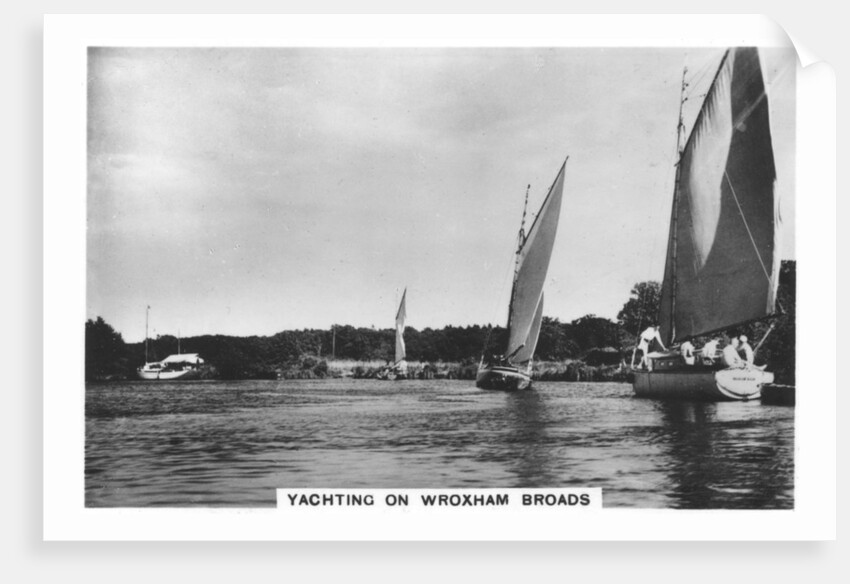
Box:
487;353;506;367
738;335;754;366
721;337;745;368
701;338;720;365
637;325;666;370
680;338;696;366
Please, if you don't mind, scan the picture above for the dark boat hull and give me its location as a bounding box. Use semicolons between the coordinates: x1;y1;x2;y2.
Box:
632;367;773;401
475;365;532;391
760;383;795;405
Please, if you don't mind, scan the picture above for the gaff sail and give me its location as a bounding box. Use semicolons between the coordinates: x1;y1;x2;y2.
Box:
394;288;407;363
506;159;567;361
659;48;780;344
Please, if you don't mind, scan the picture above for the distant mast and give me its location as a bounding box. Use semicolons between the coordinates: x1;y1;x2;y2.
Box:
144;305;150;362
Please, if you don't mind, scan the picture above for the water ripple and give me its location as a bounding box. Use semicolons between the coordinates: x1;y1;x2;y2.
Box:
85;379;794;509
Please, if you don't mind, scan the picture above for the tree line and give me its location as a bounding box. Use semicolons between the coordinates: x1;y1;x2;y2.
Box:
85;261;795;383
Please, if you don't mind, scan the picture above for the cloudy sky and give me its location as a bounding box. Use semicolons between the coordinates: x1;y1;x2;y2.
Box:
87;46;796;342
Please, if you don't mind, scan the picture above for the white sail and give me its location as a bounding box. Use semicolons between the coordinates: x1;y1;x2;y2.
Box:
394;288;407;363
506;160;567;360
512;293;544;364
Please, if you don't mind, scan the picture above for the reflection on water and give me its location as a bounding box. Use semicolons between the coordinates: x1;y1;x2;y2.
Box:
651;401;794;509
85;379;794;509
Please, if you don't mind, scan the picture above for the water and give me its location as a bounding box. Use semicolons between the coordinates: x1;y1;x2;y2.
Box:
85;379;794;509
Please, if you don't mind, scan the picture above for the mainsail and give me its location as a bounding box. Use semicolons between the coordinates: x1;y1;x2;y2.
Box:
394;288;407;363
506;159;567;362
512;294;544;364
659;48;779;344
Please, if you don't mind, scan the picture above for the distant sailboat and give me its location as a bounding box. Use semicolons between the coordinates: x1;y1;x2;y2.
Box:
633;47;780;401
476;158;568;391
377;288;408;380
137;305;204;380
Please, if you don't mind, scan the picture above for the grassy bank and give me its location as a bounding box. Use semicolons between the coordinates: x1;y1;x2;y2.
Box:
276;358;631;382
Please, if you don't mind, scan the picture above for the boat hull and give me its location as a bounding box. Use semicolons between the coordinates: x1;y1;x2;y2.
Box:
632;367;773;401
760;383;795;406
475;365;532;391
136;368;199;381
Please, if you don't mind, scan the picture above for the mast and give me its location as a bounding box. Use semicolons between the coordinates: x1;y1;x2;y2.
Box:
667;65;688;345
177;329;181;355
506;184;531;332
144;305;150;363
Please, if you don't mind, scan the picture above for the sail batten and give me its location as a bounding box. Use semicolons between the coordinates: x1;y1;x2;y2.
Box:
505;159;567;359
659;48;779;344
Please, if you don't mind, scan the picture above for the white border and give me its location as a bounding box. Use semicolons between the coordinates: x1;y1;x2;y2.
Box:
44;13;835;541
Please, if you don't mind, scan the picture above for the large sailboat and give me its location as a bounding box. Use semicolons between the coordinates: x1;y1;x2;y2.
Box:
632;47;780;401
476;158;567;391
376;288;408;380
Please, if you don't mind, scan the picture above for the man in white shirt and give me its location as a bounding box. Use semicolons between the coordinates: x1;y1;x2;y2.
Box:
738;335;754;366
701;338;720;365
721;338;745;368
680;338;695;365
636;325;666;370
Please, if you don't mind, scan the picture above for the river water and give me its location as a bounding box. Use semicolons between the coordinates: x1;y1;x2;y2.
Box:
85;379;794;509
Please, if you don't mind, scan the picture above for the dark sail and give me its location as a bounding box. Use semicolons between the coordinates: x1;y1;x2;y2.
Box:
659;48;779;344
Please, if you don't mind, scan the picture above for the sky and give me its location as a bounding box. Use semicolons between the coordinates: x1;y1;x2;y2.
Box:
87;46;797;342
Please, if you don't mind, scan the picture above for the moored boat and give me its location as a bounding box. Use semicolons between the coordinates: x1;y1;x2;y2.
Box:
137;353;205;380
136;305;204;380
476;158;568;391
632;47;783;401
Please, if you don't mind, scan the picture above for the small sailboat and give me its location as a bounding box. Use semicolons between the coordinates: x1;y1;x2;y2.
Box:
476;158;568;391
376;288;408;380
633;47;781;401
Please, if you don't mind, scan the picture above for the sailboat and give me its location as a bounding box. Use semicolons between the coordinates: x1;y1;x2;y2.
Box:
632;47;780;401
137;306;204;380
476;158;568;391
376;288;408;380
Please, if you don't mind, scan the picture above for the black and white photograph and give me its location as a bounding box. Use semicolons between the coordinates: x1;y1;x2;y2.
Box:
41;13;836;543
83;43;796;507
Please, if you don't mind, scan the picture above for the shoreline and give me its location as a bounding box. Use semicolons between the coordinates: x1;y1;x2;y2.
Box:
88;359;632;383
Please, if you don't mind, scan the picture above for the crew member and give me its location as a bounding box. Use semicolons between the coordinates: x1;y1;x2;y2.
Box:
738;335;754;366
680;338;695;366
721;337;745;368
701;338;720;365
636;325;666;370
